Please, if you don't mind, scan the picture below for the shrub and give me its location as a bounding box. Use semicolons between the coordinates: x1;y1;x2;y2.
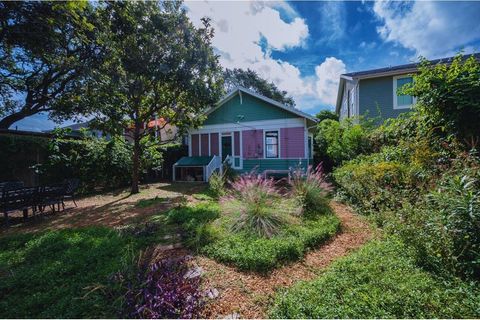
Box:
315;117;374;166
208;170;226;198
289;164;333;218
403;54;480;142
222;172;298;238
203;214;340;272
269;238;480;319
387;163;480;279
122;256;204;319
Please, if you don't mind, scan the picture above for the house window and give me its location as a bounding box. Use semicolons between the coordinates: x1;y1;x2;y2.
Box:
265;131;279;158
393;75;415;109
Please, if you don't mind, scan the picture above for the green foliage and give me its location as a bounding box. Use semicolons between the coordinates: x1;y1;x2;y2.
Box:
224;173;298;238
289;165;333;219
203;214;340;272
83;1;223;193
0;1;102;128
386;162;480;278
42;136;133;193
315;117;373;166
315;110;339;123
269;238;480;319
402;54;480;141
223;68;295;107
0;227;137;318
208;171;226;198
135;196;168;208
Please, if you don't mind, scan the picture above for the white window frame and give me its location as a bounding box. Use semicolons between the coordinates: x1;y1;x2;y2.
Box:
264;129;280;159
393;75;416;110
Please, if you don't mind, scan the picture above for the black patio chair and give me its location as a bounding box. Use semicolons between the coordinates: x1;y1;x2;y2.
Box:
38;184;66;213
0;181;24;193
1;187;37;226
62;178;80;207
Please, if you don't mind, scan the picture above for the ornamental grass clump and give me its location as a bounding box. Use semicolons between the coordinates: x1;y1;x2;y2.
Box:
289;164;333;218
123;256;204;319
221;172;298;238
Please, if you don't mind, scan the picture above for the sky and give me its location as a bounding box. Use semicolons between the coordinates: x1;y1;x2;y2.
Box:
12;0;480;132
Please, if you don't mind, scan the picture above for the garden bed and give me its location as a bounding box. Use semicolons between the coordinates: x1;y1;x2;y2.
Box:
167;198;340;272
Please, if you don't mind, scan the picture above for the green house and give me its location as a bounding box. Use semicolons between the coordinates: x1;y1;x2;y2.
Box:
173;87;317;182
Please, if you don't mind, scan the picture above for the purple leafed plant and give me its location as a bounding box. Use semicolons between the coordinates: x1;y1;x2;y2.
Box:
124;256;204;319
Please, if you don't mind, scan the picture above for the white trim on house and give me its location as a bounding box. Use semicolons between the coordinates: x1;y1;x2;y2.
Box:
393;75;417;110
189;118;305;134
263;129;280;159
204;86;318;123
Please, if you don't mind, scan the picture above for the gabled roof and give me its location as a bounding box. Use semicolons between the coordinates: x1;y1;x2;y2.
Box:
204;86;318;123
335;53;480;113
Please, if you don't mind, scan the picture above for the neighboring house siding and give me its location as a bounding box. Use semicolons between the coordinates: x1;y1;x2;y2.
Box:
242;129;263;159
359;75;410;119
191;134;199;156
280;127;305;158
204;93;297;125
200;134;209;156
210;133;219;156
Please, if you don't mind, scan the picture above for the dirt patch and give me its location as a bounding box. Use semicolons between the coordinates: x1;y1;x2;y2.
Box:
197;201;375;318
1;182;207;235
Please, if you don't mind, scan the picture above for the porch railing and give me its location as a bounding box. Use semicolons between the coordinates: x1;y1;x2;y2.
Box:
205;155;222;182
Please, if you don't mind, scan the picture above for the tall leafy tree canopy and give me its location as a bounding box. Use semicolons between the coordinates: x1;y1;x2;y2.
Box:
223;68;295;107
85;1;222;193
0;1;102;129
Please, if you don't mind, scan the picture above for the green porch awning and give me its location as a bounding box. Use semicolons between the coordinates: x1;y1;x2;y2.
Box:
174;156;213;167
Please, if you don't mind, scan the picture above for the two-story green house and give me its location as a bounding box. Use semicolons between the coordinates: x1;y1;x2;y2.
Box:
335;53;480;120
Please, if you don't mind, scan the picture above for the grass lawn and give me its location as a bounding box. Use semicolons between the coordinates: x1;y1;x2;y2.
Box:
269;237;480;318
0;182;203;318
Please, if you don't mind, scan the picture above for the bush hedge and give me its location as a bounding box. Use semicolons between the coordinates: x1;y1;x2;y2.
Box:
269;238;480;319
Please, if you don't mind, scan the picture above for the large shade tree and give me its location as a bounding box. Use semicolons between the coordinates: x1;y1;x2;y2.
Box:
223;68;295;107
85;1;223;194
0;1;102;129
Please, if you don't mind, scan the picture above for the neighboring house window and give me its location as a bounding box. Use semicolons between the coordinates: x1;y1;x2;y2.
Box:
265;131;279;158
393;75;415;109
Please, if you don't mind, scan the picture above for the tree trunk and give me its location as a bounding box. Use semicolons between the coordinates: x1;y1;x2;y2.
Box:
131;122;141;194
0;111;31;129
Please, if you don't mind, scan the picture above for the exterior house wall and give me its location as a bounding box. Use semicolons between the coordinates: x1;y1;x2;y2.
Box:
358;75;412;120
280;127;305;158
186;90;316;174
204;93;298;125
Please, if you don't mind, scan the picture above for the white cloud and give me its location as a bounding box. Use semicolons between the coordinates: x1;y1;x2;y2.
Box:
373;1;480;58
185;1;344;110
318;2;347;44
314;57;346;106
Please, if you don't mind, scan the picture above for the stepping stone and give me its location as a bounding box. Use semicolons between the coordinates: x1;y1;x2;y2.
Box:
157;242;183;251
184;266;203;279
222;313;240;319
205;288;219;299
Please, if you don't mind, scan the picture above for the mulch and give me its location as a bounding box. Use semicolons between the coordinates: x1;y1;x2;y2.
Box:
196;201;375;318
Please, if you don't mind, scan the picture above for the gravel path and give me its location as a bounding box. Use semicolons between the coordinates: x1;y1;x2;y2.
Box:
198;201;375;318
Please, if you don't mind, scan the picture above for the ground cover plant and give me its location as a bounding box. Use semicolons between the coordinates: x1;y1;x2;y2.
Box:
269;237;480;319
169;169;340;272
0;227;136;318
